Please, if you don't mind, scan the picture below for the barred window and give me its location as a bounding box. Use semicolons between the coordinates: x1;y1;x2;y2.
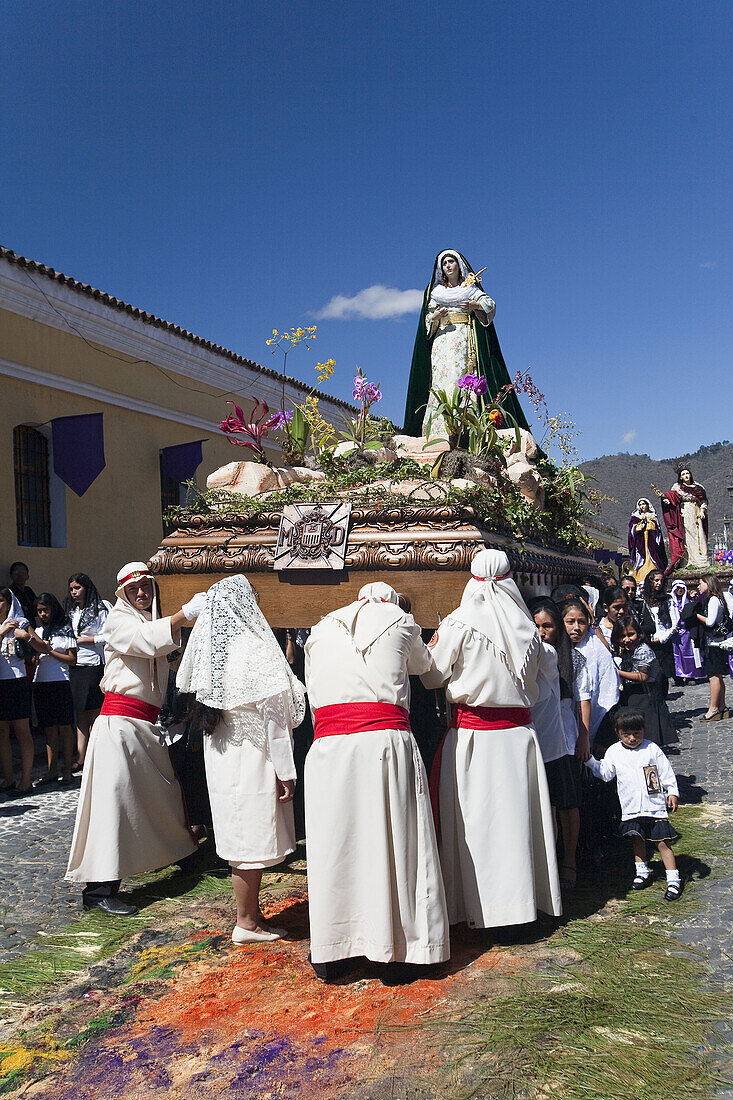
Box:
14;425;51;547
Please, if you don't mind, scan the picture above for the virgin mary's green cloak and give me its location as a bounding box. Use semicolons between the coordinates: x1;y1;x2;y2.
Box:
403;251;529;436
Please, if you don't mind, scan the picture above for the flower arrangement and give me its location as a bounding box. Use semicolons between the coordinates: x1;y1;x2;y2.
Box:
219;399;274;463
338;369;384;454
425;373;521;459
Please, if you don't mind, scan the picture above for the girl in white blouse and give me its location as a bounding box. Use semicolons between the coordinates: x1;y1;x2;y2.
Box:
0;587;38;794
18;594;77;785
64;573;110;768
695;575;731;721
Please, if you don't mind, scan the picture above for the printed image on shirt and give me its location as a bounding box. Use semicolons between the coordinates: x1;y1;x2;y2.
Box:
643;764;661;794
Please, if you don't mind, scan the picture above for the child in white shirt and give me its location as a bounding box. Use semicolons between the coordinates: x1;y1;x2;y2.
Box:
585;709;682;900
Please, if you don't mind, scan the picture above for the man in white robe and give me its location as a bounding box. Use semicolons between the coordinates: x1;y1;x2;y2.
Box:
66;562;207;915
421;550;562;931
304;582;449;979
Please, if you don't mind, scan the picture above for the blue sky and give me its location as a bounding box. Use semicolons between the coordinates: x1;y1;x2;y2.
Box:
2;1;731;461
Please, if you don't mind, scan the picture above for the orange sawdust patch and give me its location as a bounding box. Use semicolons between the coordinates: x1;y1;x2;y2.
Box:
132;893;529;1047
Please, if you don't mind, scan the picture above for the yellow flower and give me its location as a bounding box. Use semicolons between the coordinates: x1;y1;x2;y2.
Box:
316;357;335;382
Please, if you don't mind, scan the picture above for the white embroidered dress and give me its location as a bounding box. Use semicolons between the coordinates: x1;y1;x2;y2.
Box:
304;584;449;966
423;250;496;437
673;481;709;567
176;575;306;869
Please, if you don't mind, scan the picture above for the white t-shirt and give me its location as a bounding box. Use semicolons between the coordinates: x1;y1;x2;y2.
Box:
576;631;620;741
586;739;678;820
33;632;77;684
0;616;30;680
71;605;109;666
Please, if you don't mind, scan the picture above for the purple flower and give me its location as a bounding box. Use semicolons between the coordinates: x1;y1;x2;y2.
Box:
353;375;382;404
457;374;488;396
266;409;294;430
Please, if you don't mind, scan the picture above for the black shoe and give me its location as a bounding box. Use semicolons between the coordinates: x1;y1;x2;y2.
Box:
631;873;653;891
308;954;357;983
664;880;683;901
84;895;139;916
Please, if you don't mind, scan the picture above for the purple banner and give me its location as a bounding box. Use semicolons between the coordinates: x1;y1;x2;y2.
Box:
51;414;105;496
160;439;206;483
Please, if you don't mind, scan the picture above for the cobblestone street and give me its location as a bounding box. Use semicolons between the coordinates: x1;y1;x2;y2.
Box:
0;776;81;960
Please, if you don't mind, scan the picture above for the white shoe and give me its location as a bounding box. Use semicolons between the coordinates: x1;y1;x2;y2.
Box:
232;924;282;945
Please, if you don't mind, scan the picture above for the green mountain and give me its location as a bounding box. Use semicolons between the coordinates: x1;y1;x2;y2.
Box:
580;440;733;551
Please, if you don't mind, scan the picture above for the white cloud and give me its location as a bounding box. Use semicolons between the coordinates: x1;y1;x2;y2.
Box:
699;261;717;269
622;429;637;444
316;285;423;321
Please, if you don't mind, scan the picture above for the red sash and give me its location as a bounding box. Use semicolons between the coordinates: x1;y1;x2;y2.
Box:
429;704;532;835
451;704;531;730
100;692;160;724
313;702;411;739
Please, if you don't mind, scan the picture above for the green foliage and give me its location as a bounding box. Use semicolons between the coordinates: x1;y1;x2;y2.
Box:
337;414;385;455
284;405;310;462
168;454;596;554
434;800;732;1099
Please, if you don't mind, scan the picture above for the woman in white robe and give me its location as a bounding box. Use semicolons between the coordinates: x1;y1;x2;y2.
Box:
66;562;206;916
304;582;449;976
177;574;306;944
422;250;496;437
421;550;562;930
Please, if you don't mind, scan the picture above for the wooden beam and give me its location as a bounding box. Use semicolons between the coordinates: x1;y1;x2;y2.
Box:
157;568;471;627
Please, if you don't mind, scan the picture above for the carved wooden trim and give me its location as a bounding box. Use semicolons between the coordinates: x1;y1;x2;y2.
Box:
150;505;593;580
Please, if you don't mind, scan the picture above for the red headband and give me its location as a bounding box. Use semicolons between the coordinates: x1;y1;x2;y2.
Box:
471;570;511;581
120;570;153;588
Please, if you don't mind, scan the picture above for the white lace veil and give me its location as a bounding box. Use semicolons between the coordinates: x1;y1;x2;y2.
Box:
176;574;306;728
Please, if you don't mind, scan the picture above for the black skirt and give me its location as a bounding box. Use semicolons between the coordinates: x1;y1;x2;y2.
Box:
33;680;75;728
545;754;582;811
0;676;31;722
69;665;104;712
702;643;729;678
619;816;679;843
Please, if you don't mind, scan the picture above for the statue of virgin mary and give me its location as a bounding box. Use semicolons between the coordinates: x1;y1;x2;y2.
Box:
628;498;668;583
403;249;529;437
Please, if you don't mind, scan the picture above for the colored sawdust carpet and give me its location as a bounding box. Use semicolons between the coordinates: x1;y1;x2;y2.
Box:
0;888;532;1098
1;800;732;1098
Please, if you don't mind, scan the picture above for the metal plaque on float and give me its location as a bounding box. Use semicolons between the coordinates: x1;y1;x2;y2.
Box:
274;502;351;570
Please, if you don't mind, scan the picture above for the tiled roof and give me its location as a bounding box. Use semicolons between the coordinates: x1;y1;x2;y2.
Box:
0;245;355;411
